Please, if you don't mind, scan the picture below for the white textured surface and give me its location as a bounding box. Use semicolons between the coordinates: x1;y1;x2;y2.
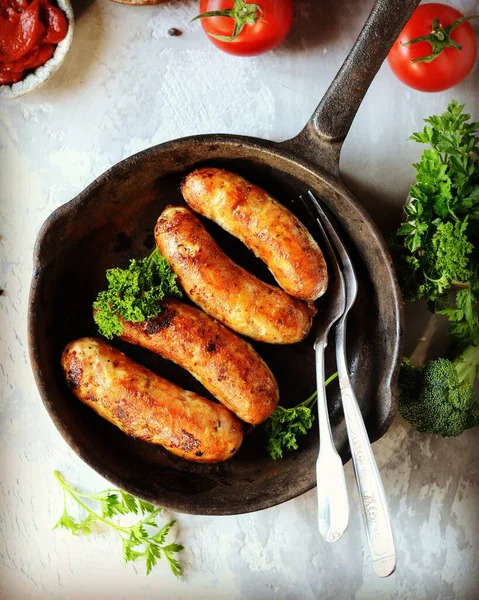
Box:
1;0;479;598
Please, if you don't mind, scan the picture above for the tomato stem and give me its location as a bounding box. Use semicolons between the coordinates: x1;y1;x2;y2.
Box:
401;15;479;64
193;0;264;43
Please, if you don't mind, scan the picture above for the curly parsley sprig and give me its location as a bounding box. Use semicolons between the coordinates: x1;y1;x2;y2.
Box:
263;372;338;460
52;471;183;577
93;248;182;340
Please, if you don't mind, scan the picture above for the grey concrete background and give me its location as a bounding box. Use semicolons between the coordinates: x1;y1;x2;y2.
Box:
1;0;478;598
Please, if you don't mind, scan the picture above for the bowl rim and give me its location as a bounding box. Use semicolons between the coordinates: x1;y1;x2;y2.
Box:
0;0;74;100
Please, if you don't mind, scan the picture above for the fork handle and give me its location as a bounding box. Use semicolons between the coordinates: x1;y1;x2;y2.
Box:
315;337;349;542
336;325;396;576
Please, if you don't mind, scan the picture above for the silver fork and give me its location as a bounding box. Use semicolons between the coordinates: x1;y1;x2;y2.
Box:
307;191;397;577
302;201;350;543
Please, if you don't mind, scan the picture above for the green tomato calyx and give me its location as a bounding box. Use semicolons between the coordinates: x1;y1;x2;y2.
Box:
193;0;264;43
402;15;478;64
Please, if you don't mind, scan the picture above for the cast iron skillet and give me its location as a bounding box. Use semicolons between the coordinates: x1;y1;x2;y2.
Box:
29;0;419;515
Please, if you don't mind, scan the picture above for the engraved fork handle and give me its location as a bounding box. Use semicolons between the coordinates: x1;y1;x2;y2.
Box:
315;337;350;542
336;320;396;577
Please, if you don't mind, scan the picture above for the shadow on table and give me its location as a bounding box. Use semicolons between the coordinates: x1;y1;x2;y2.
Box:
71;0;96;20
39;0;105;99
285;0;374;53
341;170;404;237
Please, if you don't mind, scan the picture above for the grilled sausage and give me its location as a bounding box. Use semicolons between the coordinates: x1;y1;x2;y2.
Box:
61;338;243;463
117;298;279;425
181;168;328;301
155;206;315;344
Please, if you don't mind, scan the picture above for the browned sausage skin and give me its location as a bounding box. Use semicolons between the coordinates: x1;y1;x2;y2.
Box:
117;299;279;425
61;338;243;463
155;206;316;345
181;168;328;301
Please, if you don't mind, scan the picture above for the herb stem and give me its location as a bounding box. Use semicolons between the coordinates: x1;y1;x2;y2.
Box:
300;371;339;409
53;471;183;576
53;471;130;534
325;371;339;388
263;372;339;459
65;487;123;501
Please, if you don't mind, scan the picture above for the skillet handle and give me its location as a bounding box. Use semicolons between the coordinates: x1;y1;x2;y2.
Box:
284;0;421;176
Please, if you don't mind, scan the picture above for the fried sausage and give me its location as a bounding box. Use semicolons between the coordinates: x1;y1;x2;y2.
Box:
61;338;243;463
117;298;279;425
155;206;315;344
181;168;328;301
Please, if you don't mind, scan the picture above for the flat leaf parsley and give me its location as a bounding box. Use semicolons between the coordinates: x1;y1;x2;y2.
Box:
391;100;479;343
93;248;182;339
53;471;183;577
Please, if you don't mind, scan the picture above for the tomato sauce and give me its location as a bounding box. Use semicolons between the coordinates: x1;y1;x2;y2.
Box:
0;0;68;85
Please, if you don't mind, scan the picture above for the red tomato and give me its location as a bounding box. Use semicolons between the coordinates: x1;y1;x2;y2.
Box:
388;3;477;93
197;0;293;57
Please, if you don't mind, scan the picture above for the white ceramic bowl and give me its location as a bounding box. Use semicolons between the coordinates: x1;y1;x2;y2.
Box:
0;0;74;100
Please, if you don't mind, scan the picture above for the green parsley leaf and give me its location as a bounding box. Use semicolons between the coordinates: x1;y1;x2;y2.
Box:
437;288;479;342
122;539;143;564
53;511;97;536
120;491;139;514
145;543;162;575
162;543;184;578
137;498;156;515
262;373;338;460
52;471;183;577
93;248;182;340
98;492;122;517
391;100;479;342
397;215;428;252
130;522;149;542
152;519;176;545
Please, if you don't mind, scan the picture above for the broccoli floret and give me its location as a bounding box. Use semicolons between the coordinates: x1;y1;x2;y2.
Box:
398;349;479;437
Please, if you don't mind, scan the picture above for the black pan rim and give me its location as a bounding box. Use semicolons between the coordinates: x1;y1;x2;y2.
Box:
28;133;404;515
